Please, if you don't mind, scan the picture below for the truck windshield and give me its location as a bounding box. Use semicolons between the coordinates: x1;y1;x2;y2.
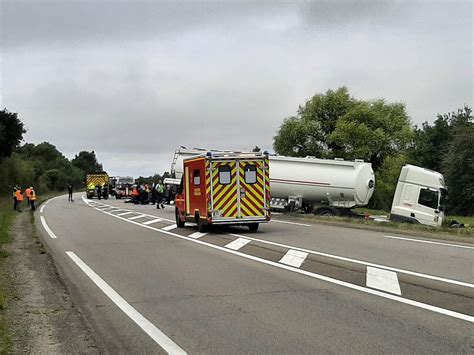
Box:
418;188;439;210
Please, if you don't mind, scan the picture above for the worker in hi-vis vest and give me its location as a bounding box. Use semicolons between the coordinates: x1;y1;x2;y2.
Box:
30;187;37;211
15;188;24;212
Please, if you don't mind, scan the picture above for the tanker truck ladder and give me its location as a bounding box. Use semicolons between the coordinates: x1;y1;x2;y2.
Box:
170;147;185;177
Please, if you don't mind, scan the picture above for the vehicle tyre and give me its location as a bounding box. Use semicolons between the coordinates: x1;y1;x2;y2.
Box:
196;216;206;233
288;200;295;212
175;208;185;228
248;223;259;232
314;207;337;216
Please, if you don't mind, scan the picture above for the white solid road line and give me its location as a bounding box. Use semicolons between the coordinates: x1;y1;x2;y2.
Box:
128;214;147;221
227;233;474;289
162;224;178;231
366;266;401;295
86;199;474;323
279;249;309;268
40;204;46;213
40;216;58;239
143;218;163;225
271;220;312;227
117;212;134;216
385;235;474;250
66;251;186;355
188;232;207;239
225;237;251;251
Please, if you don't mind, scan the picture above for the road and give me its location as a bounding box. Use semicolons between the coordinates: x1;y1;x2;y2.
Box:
36;193;473;354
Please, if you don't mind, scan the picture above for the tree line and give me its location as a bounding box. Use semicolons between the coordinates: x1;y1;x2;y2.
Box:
0;109;104;196
273;87;473;215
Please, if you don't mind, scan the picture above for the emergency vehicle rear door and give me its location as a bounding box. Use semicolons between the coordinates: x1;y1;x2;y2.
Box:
238;159;266;218
209;160;239;219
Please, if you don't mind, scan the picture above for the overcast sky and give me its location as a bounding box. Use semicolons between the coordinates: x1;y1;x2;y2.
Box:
1;0;472;176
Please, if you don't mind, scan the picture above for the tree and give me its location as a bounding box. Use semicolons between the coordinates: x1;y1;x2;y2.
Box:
273;87;355;157
409;105;472;172
273;87;412;170
71;151;103;176
252;146;261;152
329;100;412;169
0;109;26;160
442;122;474;215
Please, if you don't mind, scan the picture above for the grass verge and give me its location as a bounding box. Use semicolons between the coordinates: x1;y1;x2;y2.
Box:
0;197;15;353
0;193;61;354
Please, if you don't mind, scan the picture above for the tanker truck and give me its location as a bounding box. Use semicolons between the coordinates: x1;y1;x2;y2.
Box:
170;148;375;216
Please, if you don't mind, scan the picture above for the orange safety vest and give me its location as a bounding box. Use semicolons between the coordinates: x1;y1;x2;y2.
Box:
25;188;31;197
132;188;139;196
16;190;24;202
30;191;37;201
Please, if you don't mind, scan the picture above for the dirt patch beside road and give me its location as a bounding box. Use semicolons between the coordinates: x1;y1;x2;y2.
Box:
4;211;100;353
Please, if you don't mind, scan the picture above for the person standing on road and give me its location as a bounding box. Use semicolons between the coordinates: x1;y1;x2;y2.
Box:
25;186;31;207
103;184;108;199
97;184;102;200
13;186;18;211
68;184;74;202
156;180;164;209
30;187;36;211
150;184;158;205
15;187;24;212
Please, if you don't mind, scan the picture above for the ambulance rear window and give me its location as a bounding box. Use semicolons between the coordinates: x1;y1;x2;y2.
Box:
218;165;231;185
193;170;201;185
244;164;257;184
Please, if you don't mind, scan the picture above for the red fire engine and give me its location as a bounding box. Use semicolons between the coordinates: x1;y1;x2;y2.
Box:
175;151;271;232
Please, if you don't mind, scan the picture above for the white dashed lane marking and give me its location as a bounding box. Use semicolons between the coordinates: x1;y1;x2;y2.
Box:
128;214;147;221
367;266;402;295
143;218;163;225
279;249;308;268
162;224;178;231
117;212;134;216
188;232;207;239
225;237;251;251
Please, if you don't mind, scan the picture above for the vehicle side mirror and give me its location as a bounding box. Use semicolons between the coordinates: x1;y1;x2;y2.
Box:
438;205;445;212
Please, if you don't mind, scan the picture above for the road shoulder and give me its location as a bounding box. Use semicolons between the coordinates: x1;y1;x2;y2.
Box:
4;210;100;353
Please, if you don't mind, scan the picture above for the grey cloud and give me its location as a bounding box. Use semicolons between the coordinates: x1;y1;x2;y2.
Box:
2;0;296;48
2;1;472;176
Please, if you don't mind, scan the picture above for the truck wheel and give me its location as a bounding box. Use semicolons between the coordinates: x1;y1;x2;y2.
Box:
175;208;185;228
314;207;337;216
288;200;295;212
248;223;259;232
197;218;207;233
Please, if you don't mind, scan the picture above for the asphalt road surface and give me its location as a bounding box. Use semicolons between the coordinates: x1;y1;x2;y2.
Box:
36;193;473;354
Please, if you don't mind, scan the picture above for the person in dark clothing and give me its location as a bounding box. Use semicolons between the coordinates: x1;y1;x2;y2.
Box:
97;185;102;200
68;184;74;202
150;185;158;205
103;185;109;199
140;186;148;205
13;187;18;211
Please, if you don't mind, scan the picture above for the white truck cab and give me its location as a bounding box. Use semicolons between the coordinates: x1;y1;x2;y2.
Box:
390;165;447;227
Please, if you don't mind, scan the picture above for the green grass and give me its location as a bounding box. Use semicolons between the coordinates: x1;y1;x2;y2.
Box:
0;197;15;353
285;208;474;241
355;208;473;228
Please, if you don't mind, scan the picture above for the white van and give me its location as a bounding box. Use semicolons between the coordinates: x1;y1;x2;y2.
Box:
390;165;447;227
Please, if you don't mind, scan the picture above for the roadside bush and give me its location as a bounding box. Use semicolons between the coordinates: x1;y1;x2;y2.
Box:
368;154;407;211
